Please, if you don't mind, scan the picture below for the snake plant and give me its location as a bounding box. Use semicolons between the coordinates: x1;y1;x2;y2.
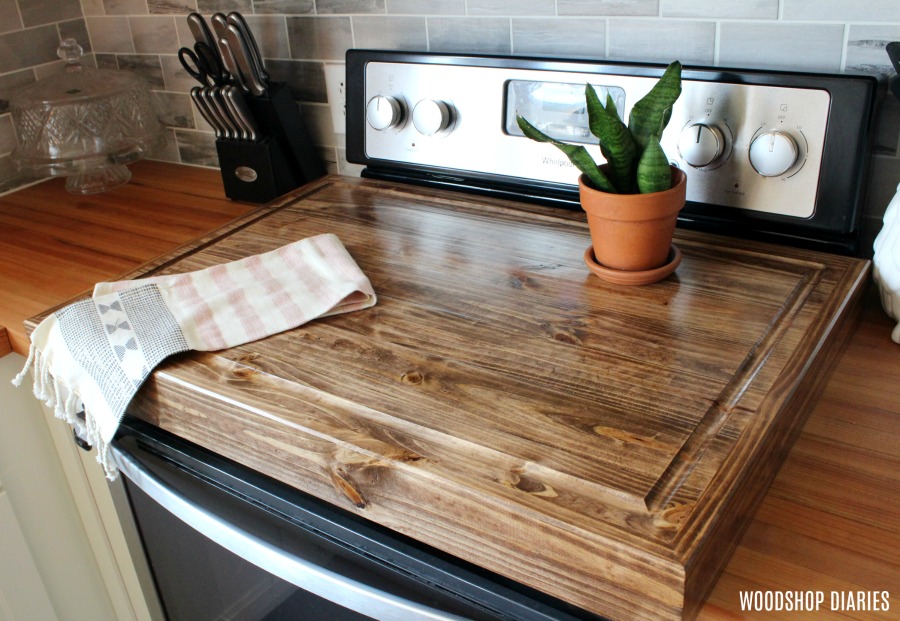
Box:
517;61;682;195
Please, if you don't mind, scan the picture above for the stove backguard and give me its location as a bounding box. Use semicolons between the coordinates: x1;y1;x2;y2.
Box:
346;50;879;255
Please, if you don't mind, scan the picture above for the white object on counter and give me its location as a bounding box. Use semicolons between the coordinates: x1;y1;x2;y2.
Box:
873;182;900;344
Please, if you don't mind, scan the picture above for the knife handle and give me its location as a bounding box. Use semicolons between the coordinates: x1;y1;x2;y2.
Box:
224;24;267;97
226;12;269;82
224;86;259;141
218;37;249;93
187;13;215;49
191;86;223;139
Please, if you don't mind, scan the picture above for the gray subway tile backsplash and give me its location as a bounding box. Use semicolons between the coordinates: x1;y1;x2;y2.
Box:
147;0;198;14
160;54;198;92
86;16;136;54
0;25;59;73
0;69;35;113
287;16;352;61
252;0;314;15
352;16;427;51
243;15;291;59
197;0;252;12
428;17;512;54
152;91;195;129
174;128;218;167
782;0;900;22
20;0;81;28
103;0;149;16
0;0;23;34
660;0;777;19
385;0;464;14
316;0;386;14
846;25;900;78
130;16;178;54
116;54;166;89
512;18;606;58
608;19;715;64
468;0;556;16
558;0;658;17
718;22;845;72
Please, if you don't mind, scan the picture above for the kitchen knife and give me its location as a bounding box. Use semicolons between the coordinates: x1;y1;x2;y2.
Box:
217;36;249;93
212;87;244;140
226;12;269;83
224;24;268;97
201;87;236;140
191;86;223;138
212;86;245;140
224;86;259;141
209;14;235;78
210;12;229;40
187;13;217;52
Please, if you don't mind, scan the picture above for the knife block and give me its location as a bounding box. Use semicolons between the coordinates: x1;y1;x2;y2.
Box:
215;82;325;203
215;136;300;203
243;82;326;185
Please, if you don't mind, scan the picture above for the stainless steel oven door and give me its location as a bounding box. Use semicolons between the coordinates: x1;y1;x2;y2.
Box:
111;419;600;621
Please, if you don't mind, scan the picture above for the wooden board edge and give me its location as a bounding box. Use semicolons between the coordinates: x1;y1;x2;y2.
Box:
679;260;871;621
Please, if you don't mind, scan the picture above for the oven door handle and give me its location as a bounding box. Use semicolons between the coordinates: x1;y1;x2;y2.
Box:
111;446;472;621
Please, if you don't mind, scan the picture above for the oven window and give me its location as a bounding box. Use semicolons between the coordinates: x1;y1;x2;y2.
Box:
505;80;626;144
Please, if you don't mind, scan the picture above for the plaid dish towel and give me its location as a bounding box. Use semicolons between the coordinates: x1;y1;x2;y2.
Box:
13;233;376;478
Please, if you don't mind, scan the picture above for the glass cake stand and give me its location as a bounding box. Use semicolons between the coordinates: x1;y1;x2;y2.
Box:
10;39;165;195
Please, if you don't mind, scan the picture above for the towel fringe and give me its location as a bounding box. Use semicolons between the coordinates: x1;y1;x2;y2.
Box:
13;344;118;480
11;340;35;387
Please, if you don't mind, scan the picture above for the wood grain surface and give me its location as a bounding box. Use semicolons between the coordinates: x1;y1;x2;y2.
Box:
113;175;871;621
0;160;258;356
0;327;10;357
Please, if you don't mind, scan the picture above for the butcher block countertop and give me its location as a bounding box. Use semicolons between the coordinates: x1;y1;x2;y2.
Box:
0;160;258;357
7;167;899;620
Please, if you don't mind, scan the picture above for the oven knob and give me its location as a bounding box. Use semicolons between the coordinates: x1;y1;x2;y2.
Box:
677;123;725;168
749;131;799;177
366;95;403;131
412;99;453;136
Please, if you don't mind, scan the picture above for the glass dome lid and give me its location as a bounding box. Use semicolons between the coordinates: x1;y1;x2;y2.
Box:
10;39;166;194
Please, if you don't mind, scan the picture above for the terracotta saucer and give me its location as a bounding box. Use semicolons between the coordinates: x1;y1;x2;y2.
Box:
583;244;682;285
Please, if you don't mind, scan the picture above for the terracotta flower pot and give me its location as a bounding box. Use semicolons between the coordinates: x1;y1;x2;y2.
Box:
579;166;687;273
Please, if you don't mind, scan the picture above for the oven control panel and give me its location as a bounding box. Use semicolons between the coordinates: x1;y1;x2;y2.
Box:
358;61;829;219
347;51;877;245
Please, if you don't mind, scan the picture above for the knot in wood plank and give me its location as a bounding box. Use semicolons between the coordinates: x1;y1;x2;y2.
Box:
504;467;558;498
401;370;424;385
330;468;367;509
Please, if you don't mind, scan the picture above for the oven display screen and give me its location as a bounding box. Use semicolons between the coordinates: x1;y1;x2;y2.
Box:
505;80;626;144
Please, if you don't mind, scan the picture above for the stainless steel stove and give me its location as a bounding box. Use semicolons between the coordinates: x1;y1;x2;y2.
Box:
347;50;879;255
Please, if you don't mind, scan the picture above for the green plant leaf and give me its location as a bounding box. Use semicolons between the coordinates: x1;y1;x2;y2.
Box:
628;61;682;151
516;115;617;193
585;84;637;194
636;137;672;194
605;93;619;121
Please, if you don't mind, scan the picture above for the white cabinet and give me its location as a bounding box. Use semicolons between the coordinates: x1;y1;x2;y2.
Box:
0;353;146;621
0;480;58;621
